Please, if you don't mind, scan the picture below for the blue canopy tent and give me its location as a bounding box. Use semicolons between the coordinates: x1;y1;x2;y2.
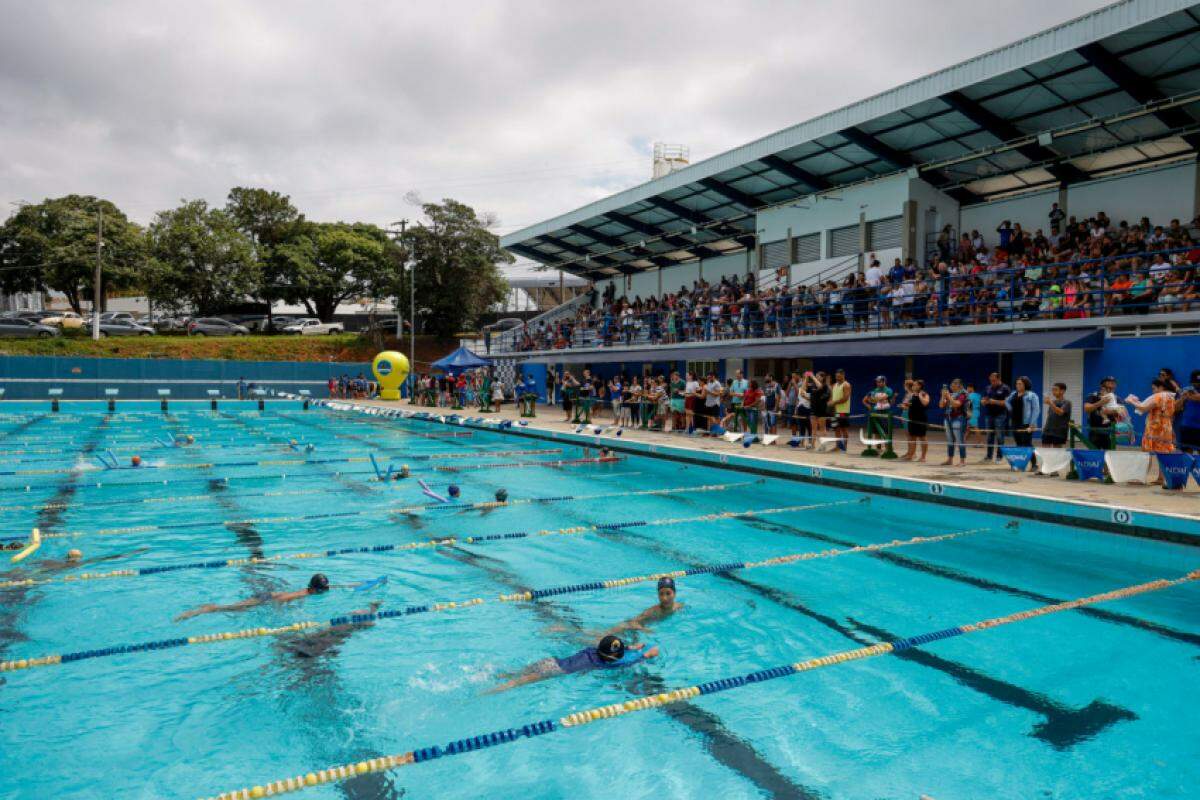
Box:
430;346;490;372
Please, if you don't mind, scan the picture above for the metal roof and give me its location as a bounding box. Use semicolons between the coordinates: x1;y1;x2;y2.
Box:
502;0;1200;280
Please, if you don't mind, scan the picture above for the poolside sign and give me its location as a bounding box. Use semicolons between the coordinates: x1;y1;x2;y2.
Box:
1156;453;1193;491
372;350;410;401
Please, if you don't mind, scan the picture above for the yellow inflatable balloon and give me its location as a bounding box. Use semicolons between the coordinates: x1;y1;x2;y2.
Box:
372;351;410;401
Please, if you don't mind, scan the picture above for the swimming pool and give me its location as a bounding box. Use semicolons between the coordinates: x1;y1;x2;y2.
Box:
0;400;1197;799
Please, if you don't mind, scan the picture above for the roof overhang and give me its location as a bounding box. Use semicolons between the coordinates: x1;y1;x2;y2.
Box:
502;0;1200;278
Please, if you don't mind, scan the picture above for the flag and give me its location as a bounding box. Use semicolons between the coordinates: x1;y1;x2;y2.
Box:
1071;450;1105;482
1156;453;1193;490
1000;446;1033;472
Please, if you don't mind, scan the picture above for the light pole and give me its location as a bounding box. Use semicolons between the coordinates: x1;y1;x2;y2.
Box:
92;209;103;341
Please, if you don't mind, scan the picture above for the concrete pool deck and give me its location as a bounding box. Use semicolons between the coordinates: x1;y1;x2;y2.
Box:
352;399;1200;522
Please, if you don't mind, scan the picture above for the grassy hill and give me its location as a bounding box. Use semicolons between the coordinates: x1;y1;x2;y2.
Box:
0;333;460;366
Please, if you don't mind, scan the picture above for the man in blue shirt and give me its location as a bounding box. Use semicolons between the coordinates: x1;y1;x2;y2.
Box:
728;369;749;431
980;372;1011;463
1178;369;1200;453
487;635;658;693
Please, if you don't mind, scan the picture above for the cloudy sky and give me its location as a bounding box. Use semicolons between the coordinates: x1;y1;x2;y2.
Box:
1;0;1110;239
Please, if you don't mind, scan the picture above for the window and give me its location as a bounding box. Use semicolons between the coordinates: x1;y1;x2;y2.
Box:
828;224;860;258
791;232;821;263
867;216;903;250
687;360;718;379
759;240;790;271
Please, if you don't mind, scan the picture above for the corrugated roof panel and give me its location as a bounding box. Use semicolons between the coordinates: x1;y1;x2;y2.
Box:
503;0;1200;252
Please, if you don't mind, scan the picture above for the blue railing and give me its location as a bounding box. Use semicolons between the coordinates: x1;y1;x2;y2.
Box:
501;247;1197;353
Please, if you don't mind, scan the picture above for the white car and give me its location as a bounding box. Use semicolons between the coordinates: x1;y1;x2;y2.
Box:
39;311;84;329
283;318;345;335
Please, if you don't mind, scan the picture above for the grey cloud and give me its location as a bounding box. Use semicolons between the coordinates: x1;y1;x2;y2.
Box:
0;0;1108;230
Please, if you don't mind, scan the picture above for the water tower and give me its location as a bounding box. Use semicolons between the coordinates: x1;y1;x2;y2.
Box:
652;143;689;179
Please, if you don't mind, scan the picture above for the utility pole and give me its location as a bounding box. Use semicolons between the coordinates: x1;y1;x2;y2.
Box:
409;226;417;404
92;209;103;341
394;219;407;341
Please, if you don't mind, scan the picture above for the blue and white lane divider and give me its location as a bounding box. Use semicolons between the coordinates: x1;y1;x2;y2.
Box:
196;568;1200;799
0;522;983;673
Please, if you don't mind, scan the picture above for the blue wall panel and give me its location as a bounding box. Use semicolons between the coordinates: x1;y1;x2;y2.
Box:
0;355;370;401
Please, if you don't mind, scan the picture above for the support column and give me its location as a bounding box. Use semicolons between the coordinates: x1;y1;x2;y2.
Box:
901;199;917;261
857;211;867;273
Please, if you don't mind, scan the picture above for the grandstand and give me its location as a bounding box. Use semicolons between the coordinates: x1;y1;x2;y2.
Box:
497;0;1200;437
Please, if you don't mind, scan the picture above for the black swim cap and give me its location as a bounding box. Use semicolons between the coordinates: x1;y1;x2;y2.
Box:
308;574;330;593
597;635;625;662
657;577;676;592
448;484;461;497
495;489;508;502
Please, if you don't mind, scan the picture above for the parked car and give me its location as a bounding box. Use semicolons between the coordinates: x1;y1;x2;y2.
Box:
187;317;249;336
96;319;155;337
39;311;85;329
283;318;345;335
0;317;60;338
241;315;296;333
150;315;188;332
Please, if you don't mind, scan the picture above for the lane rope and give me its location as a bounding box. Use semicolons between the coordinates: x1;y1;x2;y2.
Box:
0;481;785;586
0;521;984;673
196;567;1200;799
0;478;758;544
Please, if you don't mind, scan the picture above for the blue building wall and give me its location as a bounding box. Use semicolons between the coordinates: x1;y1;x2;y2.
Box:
530;334;1200;433
0;355;371;400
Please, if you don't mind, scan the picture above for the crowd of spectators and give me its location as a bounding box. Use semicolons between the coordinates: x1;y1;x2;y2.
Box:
511;209;1200;352
546;365;1200;484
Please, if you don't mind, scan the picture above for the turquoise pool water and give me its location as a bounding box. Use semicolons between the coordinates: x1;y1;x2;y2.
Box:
0;400;1197;800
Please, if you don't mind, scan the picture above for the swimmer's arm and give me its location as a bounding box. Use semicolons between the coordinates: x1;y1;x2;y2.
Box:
173;596;265;621
83;546;150;566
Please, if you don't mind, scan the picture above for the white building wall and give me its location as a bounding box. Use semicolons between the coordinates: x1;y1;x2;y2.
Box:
593;249;753;301
960;187;1060;244
960;162;1198;250
755;175;911;283
907;178;963;262
1067;161;1197;228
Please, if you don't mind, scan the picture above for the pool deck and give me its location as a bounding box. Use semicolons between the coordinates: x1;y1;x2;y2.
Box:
351;399;1200;522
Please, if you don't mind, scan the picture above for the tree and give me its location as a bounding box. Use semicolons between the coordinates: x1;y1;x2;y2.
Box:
0;195;145;313
276;221;400;321
225;188;305;325
144;200;259;315
396;199;510;337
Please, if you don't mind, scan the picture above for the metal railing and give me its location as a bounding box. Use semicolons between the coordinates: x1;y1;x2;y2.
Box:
495;246;1197;353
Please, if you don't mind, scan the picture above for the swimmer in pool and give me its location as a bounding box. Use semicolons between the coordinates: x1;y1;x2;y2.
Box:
494;488;508;503
174;573;334;621
486;635;658;694
448;484;461;499
602;577;684;636
130;455;142;468
35;546;150;574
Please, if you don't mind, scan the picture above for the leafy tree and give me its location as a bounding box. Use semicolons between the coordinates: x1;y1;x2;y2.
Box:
144;200;258;315
395;199;510;337
225;188;305;325
0;195;145;313
276;221;400;321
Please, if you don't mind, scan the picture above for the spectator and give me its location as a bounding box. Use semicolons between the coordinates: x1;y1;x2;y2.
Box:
1007;376;1040;449
1126;378;1176;455
980;372;1011;463
1176;369;1200;453
1084;376;1121;449
898;378;930;462
1041;382;1072;447
830;369;852;450
939;378;970;466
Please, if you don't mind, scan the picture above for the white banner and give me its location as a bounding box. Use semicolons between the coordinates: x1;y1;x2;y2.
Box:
1034;448;1073;476
1105;451;1151;484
